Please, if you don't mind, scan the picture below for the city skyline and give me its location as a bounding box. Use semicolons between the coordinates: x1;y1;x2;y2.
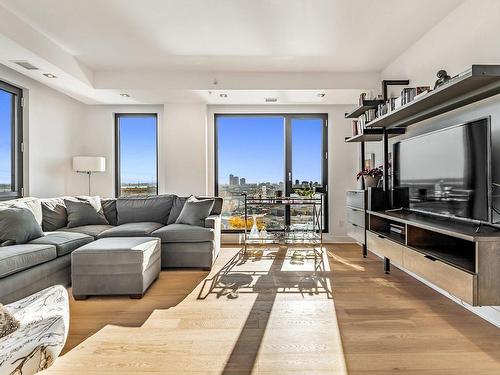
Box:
217;116;323;185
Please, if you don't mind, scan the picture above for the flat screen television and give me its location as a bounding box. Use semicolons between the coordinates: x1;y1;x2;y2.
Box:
393;117;491;223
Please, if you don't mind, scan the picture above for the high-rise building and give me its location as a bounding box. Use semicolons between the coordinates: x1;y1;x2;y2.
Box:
229;174;239;185
240;177;246;185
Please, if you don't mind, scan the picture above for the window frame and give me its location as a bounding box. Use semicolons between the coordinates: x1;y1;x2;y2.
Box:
214;113;329;233
0;80;23;201
114;113;159;197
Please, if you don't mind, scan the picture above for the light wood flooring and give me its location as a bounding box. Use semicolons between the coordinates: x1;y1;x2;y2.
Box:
43;244;500;375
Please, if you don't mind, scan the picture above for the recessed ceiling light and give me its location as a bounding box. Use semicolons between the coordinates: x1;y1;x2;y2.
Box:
317;93;326;98
219;93;228;98
43;73;57;78
120;93;130;97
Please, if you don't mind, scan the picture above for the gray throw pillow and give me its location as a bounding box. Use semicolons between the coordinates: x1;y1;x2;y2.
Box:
167;196;188;224
175;196;215;227
41;198;68;231
0;205;43;246
64;199;109;228
0;304;20;338
116;194;175;225
101;198;118;225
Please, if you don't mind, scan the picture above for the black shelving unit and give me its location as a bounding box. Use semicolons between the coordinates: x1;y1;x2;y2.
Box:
344;99;384;119
344;128;405;143
367;65;500;129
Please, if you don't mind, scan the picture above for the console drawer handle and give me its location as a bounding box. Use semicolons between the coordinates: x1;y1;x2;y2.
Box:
352;223;358;227
377;235;385;239
424;255;437;262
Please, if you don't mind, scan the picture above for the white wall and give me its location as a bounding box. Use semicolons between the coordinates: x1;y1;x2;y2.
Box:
381;0;500;327
0;63;85;197
80;104;163;197
80;103;208;198
162;103;208;196
207;105;358;243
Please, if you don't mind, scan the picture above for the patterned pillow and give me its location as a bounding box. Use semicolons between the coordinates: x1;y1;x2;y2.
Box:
0;304;20;338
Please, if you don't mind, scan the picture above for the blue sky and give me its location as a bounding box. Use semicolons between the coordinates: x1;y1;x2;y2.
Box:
119;116;157;184
217;116;322;184
0;90;12;187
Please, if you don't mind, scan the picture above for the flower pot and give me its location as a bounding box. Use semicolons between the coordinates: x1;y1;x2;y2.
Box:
363;175;381;188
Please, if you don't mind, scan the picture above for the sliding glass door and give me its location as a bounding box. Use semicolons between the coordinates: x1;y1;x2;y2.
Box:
215;114;328;232
216;115;286;230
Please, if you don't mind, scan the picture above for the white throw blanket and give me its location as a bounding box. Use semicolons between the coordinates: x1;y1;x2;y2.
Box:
0;286;69;375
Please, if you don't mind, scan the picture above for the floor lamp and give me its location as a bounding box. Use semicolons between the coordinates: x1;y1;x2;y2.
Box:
73;156;106;196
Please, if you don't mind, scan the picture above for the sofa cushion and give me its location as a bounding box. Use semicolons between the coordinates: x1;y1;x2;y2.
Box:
0;206;44;246
98;222;164;238
167;196;188;224
41;197;69;231
175;196;214;227
57;225;114;239
0;244;56;278
0;197;43;226
64;199;109;228
116;194;175;225
101;198;117;225
152;223;214;243
167;197;222;224
29;231;93;257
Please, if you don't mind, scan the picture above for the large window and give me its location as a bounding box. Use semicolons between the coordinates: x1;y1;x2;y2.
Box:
215;114;328;231
115;114;158;197
0;80;23;199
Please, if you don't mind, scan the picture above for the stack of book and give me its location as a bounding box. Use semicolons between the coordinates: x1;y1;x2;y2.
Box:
376;86;431;119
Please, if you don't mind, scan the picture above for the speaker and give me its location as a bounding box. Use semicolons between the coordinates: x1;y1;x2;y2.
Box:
391;187;409;209
367;187;387;211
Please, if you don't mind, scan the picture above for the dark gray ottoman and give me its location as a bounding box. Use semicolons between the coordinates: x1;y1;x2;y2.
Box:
71;237;161;300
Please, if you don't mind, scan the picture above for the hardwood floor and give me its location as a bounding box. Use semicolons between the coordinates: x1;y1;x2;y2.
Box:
44;244;500;374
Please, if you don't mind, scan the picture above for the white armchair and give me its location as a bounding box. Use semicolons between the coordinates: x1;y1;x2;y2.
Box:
0;286;69;375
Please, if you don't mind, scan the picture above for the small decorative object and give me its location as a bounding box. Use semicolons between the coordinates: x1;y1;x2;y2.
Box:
358;92;367;105
249;214;259;238
259;225;268;239
434;69;451;89
357;165;384;188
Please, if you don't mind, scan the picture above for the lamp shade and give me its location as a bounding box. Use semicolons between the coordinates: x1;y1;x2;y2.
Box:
73;156;106;172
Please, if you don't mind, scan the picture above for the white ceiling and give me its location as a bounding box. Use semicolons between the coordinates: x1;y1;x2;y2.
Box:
0;0;464;104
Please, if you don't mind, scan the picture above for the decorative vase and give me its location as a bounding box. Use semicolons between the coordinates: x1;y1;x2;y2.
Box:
259;226;268;239
249;214;259;238
363;175;381;188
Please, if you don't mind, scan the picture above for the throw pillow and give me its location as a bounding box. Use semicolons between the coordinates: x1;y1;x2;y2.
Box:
167;196;188;224
175;196;215;227
41;198;68;231
101;198;118;225
0;205;44;246
64;199;109;228
0;304;20;338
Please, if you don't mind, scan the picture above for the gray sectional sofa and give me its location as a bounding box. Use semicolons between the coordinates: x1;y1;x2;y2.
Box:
0;195;222;304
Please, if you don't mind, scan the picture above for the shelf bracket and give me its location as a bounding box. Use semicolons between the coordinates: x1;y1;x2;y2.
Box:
382;79;410;101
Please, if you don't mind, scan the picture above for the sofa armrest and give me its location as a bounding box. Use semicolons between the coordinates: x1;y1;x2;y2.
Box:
204;215;221;230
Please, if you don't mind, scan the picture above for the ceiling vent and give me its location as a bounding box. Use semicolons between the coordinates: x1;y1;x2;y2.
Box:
10;61;39;70
265;97;278;103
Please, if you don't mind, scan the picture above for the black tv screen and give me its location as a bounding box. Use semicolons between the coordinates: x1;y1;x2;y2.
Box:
393;118;490;222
